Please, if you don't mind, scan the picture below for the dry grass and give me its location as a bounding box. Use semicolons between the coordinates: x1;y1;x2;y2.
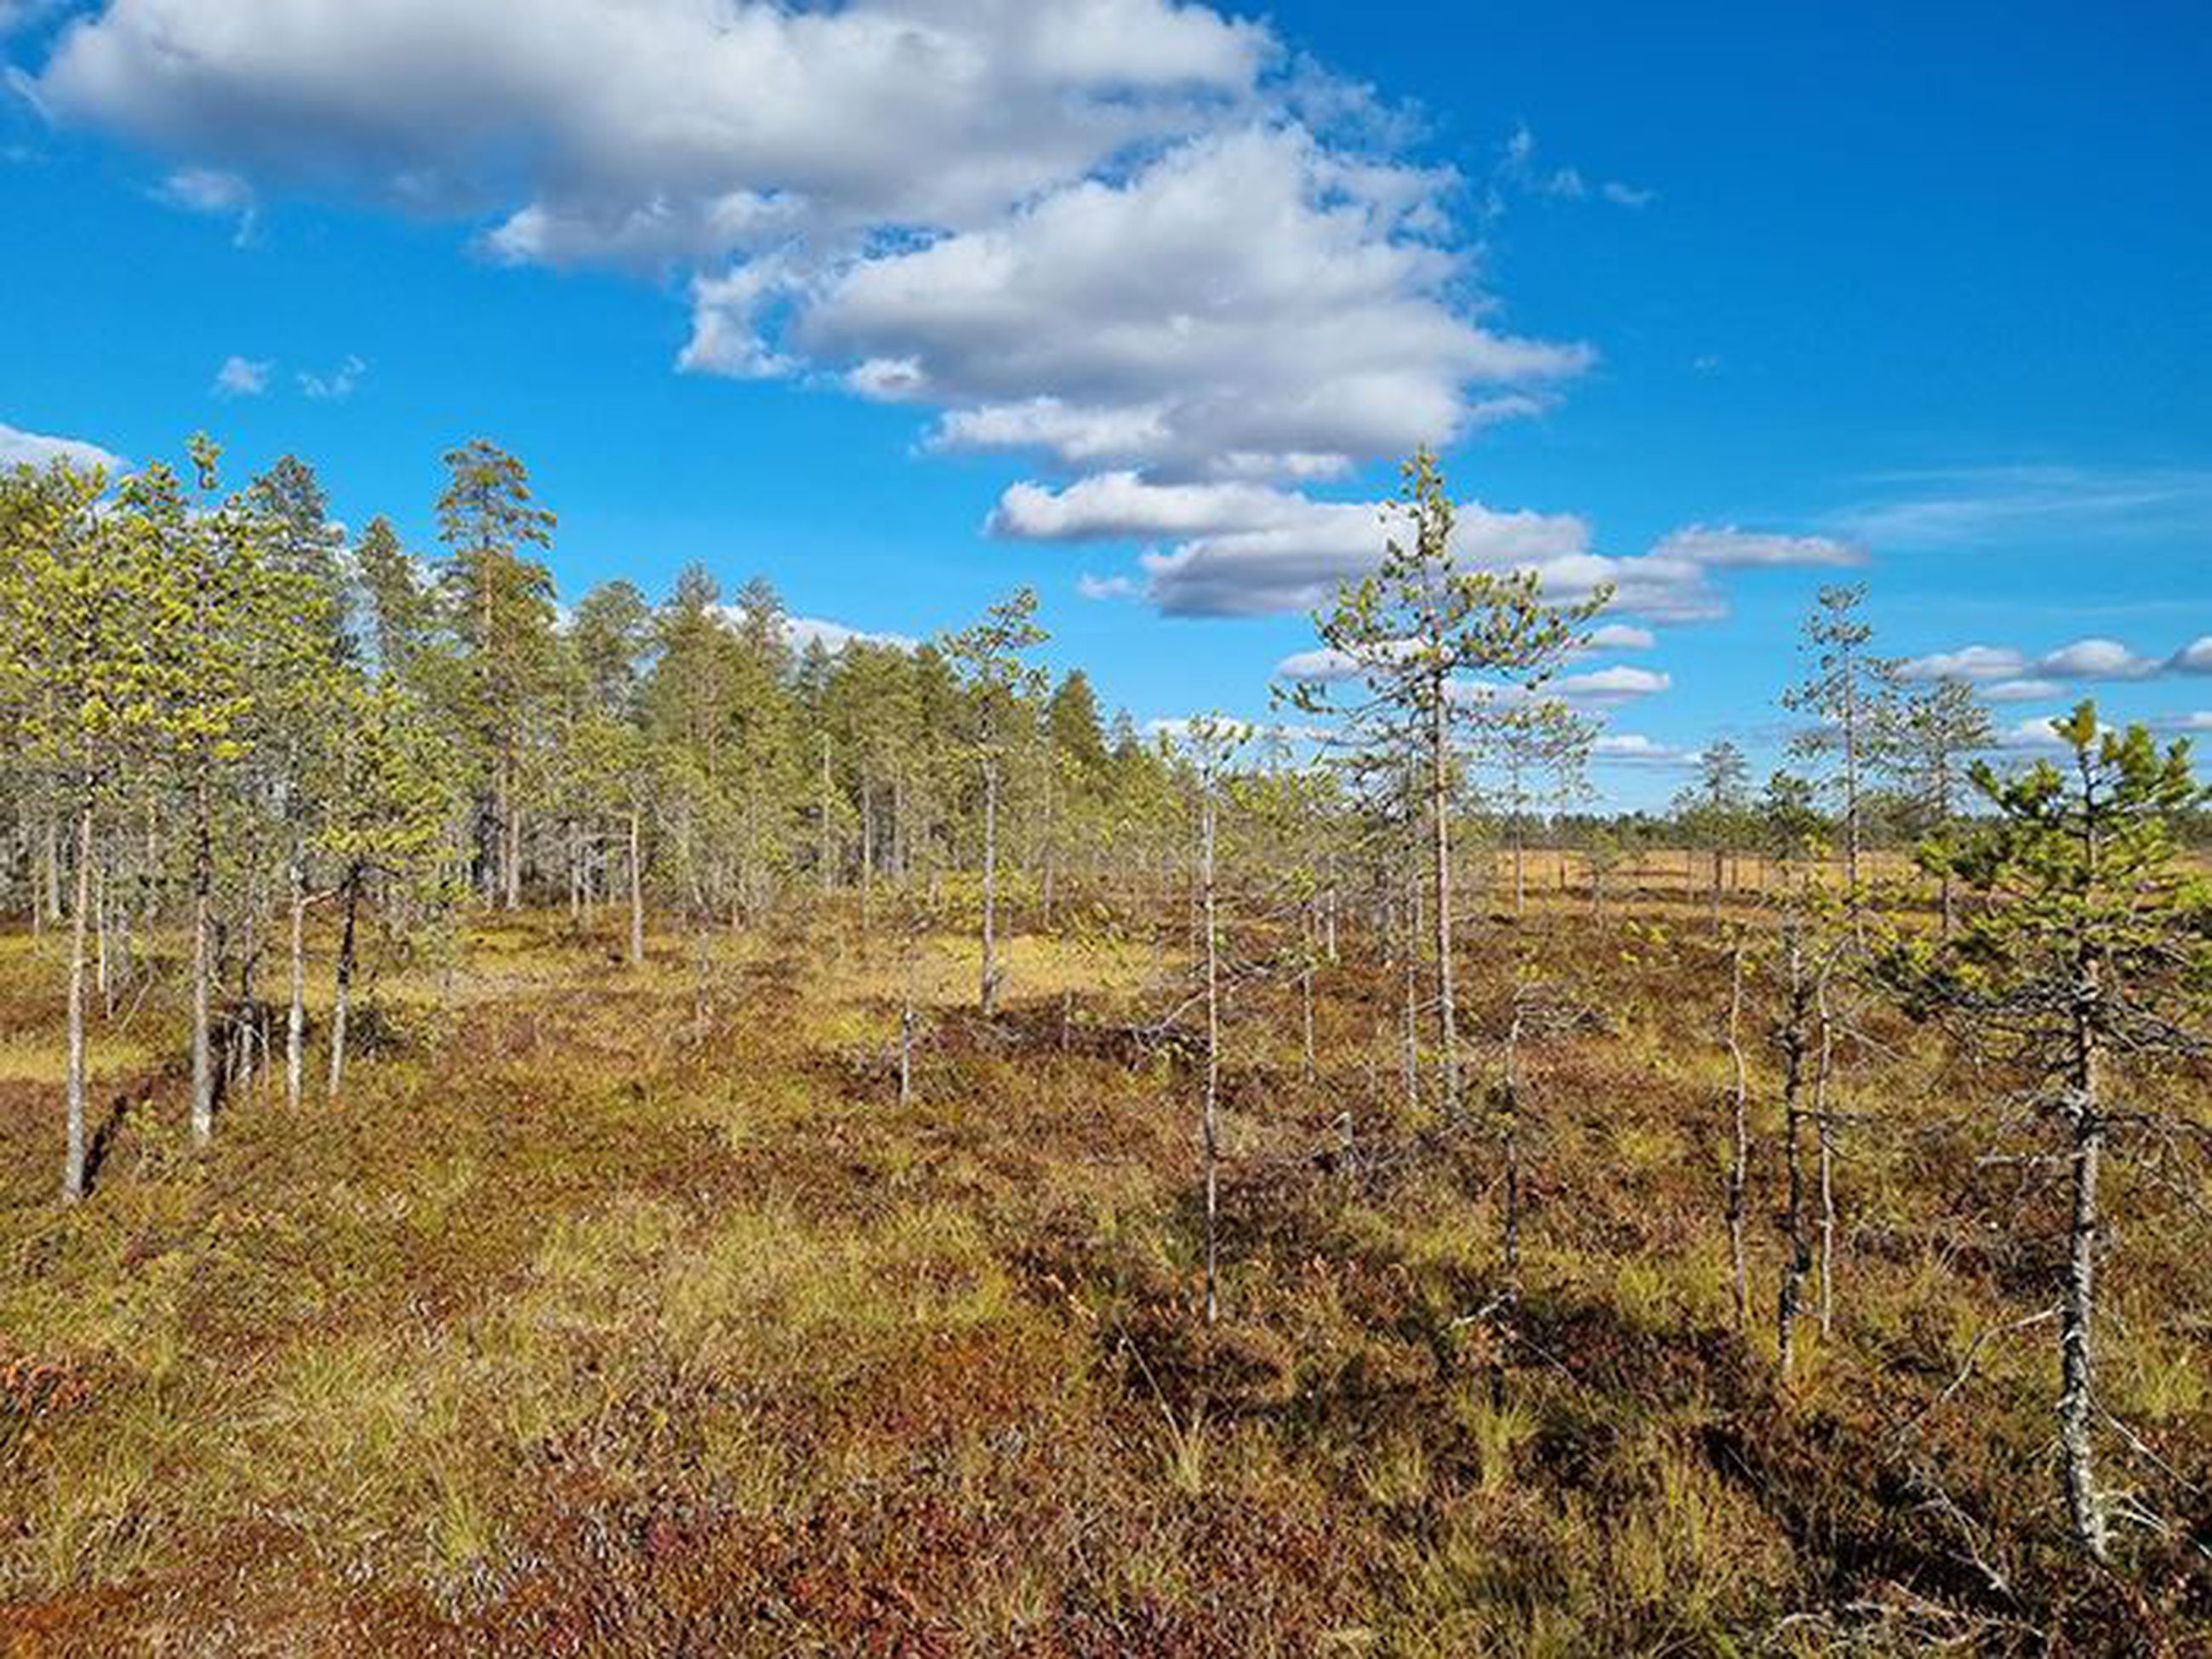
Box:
0;895;2205;1655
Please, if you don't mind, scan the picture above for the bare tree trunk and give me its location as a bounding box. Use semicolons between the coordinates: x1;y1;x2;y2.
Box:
63;797;93;1202
2059;997;2110;1559
626;807;645;967
1400;878;1421;1112
325;865;361;1103
1776;930;1813;1376
1430;694;1458;1113
1201;781;1221;1325
1815;972;1837;1339
819;733;834;896
286;858;307;1110
94;859;108;1006
1502;1005;1524;1276
1724;938;1750;1332
43;808;62;928
980;750;1001;1017
191;773;214;1146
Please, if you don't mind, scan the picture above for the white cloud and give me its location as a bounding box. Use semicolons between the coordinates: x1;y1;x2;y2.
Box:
1556;665;1670;705
1900;644;2027;683
2033;636;2160;681
1998;712;2109;751
0;419;122;471
778;126;1588;479
34;0;1588;506
1907;636;2181;691
2152;711;2212;733
1599;180;1655;208
212;354;271;398
297;354;367;401
152;164;257;242
991;472;1316;542
2175;637;2212;676
1587;622;1656;652
1592;733;1695;765
784;613;915;654
1001;475;1856;619
715;604;911;654
1649;524;1863;569
1985;677;2062;703
1075;572;1137;601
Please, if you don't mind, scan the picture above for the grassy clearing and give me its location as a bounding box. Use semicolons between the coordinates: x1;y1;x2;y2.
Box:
0;902;2205;1655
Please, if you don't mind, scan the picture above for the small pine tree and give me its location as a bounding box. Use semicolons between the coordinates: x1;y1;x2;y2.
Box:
1890;701;2212;1559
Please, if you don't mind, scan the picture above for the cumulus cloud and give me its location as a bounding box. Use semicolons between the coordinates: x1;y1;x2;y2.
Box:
31;0;1600;559
1000;471;1863;619
2175;637;2212;675
2034;636;2161;681
212;354;271;398
34;1;1578;483
1899;644;2027;683
1905;636;2181;689
0;418;123;471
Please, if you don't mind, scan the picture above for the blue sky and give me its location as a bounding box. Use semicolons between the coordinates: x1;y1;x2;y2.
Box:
3;0;2207;804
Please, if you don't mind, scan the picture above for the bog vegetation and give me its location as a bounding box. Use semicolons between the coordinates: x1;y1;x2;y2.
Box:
1;440;2208;1655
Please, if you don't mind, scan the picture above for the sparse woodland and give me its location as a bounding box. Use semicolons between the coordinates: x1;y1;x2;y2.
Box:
2;442;2209;1655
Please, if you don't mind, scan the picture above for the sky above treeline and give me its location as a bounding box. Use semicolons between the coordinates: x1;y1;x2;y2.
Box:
3;0;2207;806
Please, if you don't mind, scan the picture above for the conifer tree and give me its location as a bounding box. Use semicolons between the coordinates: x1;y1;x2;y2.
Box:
940;588;1048;1017
1891;702;2211;1559
1286;449;1607;1112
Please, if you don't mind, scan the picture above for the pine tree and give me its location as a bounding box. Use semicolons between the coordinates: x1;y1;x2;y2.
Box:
1286;449;1607;1112
436;439;556;908
1891;702;2211;1559
0;458;155;1199
940;588;1049;1017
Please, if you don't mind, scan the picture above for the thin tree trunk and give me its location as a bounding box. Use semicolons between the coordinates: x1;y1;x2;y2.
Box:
191;772;214;1146
1430;692;1458;1113
1814;972;1837;1339
627;807;645;967
63;797;93;1202
819;733;834;895
980;750;1001;1017
2059;997;2110;1559
325;865;361;1103
1201;781;1221;1326
286;858;307;1110
1502;1006;1524;1276
1777;930;1813;1377
1724;938;1750;1333
44;808;62;928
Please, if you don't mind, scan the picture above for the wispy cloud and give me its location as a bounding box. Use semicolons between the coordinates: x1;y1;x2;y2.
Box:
153;166;257;244
297;355;367;401
1830;465;2212;550
212;354;271;399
